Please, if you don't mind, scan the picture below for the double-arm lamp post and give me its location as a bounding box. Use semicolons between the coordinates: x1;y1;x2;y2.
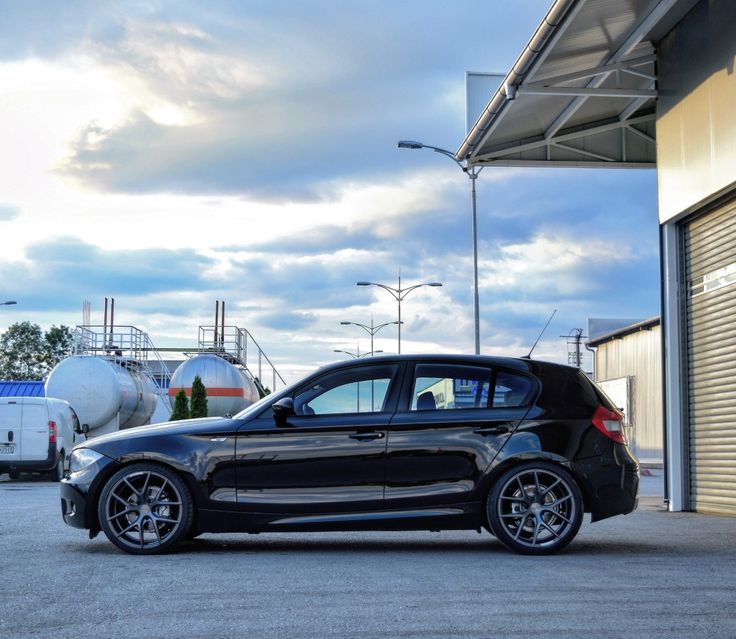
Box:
333;348;384;359
398;140;481;355
340;318;401;356
357;277;442;354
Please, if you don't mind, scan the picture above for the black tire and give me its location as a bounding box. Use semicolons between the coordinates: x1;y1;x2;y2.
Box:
487;461;583;555
97;463;193;555
8;470;19;480
50;454;64;482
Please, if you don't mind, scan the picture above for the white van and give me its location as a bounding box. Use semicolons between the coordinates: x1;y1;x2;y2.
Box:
0;397;80;481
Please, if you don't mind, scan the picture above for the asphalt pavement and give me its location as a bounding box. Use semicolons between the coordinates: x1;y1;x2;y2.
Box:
1;469;734;639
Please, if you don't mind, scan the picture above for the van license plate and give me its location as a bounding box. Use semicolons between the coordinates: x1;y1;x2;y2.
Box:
0;445;15;454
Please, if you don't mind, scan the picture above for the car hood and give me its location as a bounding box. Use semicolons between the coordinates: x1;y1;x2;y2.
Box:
79;417;237;449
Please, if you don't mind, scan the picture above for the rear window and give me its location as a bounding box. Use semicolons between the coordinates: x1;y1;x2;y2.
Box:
534;366;600;413
410;364;535;411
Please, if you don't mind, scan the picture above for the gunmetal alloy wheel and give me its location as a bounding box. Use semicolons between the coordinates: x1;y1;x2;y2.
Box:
98;463;193;555
488;462;583;555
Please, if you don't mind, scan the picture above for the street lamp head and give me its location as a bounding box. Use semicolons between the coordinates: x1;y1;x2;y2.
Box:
340;321;351;325
397;140;424;150
428;282;443;287
1;300;17;306
356;281;372;286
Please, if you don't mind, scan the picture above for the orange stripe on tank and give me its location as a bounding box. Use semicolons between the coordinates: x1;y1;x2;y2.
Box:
167;387;244;397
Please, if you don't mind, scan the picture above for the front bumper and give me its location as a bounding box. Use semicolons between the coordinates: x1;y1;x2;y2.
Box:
60;455;118;531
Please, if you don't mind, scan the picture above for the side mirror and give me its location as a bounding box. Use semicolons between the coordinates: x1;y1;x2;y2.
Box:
272;397;295;425
74;423;90;435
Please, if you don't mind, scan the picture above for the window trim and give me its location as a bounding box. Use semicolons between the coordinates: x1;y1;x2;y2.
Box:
400;361;538;413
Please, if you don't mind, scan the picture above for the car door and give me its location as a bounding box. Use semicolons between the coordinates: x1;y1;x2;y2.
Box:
385;362;537;508
235;362;402;514
20;401;50;462
0;400;22;463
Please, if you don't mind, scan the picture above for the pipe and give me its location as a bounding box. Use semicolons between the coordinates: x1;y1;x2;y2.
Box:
214;300;219;347
109;298;115;345
103;297;108;348
221;300;225;348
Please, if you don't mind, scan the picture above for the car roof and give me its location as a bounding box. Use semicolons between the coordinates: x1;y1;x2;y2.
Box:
316;353;578;376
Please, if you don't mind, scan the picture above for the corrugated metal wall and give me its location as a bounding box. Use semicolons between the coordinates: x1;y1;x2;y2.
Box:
594;326;662;462
684;201;736;515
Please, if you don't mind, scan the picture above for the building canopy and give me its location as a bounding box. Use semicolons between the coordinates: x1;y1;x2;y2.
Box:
456;0;698;169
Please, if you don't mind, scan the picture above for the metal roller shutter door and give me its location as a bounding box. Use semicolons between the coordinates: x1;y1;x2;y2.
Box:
684;201;736;515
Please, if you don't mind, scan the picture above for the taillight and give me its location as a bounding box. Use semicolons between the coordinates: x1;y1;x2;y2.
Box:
48;420;57;444
592;405;626;444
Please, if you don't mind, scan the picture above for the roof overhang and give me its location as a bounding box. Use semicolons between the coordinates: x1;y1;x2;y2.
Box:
456;0;699;168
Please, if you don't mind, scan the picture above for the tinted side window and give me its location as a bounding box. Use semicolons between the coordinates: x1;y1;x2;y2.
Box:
294;364;398;415
411;364;491;410
493;370;535;408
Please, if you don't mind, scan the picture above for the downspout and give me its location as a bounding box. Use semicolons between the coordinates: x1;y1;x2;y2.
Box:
455;0;579;161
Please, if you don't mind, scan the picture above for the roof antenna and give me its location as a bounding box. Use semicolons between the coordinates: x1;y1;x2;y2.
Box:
524;309;556;359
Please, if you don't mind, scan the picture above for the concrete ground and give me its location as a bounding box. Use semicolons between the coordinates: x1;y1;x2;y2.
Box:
0;468;734;639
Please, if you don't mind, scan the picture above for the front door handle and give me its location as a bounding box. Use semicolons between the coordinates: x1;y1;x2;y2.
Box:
473;425;509;436
349;431;385;441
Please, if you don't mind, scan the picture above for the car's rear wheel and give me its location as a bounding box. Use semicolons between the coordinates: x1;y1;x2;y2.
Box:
487;462;583;555
97;463;193;555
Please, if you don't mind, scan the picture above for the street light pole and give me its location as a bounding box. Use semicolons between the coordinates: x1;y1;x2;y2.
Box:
398;140;482;355
340;317;402;356
357;277;442;354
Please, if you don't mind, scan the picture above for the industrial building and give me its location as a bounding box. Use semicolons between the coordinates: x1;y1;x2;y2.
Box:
457;0;736;514
587;317;662;465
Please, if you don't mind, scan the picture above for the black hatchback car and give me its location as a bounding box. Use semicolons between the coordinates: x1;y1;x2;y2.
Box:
61;355;638;555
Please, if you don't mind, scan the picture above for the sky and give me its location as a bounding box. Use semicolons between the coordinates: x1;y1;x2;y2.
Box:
0;0;660;386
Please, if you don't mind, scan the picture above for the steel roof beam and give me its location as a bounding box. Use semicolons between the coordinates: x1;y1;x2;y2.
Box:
472;113;655;161
543;0;679;140
522;54;656;89
518;86;656;98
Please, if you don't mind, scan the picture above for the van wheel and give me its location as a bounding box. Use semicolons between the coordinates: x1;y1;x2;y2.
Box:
8;470;19;480
51;455;64;482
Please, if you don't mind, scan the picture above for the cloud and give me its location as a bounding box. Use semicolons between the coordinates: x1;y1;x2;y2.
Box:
50;1;548;201
0;203;20;221
0;238;215;312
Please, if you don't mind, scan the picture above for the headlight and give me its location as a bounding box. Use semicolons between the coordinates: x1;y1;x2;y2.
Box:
69;448;105;473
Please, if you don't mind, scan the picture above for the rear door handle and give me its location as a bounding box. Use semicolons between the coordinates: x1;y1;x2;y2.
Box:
473;426;509;436
349;431;385;441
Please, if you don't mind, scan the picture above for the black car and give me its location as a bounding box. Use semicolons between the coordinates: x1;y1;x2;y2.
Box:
61;355;638;555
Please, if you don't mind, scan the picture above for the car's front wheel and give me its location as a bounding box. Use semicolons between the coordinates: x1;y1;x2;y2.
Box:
487;462;583;555
97;463;193;555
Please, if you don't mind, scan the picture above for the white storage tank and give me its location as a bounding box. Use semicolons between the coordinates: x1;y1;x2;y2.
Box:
168;354;259;417
45;356;158;437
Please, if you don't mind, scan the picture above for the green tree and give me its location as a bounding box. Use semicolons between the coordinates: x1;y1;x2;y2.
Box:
190;375;208;418
0;321;47;380
255;377;271;399
170;389;190;421
44;325;75;368
0;322;76;380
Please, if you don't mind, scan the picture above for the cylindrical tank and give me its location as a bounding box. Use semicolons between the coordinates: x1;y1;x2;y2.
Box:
168;354;259;417
46;356;158;435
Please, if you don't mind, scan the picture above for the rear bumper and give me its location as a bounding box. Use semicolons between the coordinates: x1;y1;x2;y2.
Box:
0;444;57;474
576;445;639;522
